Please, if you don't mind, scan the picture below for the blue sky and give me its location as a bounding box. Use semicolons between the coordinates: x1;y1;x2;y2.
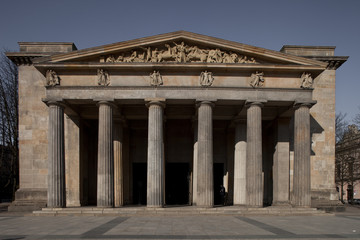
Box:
1;0;359;122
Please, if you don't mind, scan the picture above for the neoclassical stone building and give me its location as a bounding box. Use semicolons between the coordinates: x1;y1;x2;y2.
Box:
7;31;348;211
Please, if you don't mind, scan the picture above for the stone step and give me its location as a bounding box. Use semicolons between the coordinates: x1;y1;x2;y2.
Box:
32;206;330;216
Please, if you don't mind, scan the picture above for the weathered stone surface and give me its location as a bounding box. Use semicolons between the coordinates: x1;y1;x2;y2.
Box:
293;103;311;207
65;115;80;207
146;100;165;207
192;121;198;205
114;123;123;207
97;102;114;207
47;101;65;208
233;121;246;205
273;118;290;205
197;101;214;207
246;102;263;207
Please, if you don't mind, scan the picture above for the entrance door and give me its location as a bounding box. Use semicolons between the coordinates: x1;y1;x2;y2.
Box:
213;163;224;205
165;163;190;205
132;163;147;205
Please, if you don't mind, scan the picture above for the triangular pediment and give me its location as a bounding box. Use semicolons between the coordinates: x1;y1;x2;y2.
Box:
33;31;327;68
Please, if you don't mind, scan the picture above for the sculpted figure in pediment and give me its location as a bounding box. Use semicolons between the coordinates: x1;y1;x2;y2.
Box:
187;46;208;62
101;42;258;64
106;55;116;63
250;71;264;88
173;41;187;63
46;70;60;86
207;48;223;63
300;72;313;89
200;71;214;86
223;52;238;63
97;69;110;86
157;44;176;62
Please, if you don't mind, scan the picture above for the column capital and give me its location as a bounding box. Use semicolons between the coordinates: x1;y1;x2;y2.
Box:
196;100;216;108
43;98;65;108
95;99;116;108
294;100;317;109
245;100;266;108
145;98;166;108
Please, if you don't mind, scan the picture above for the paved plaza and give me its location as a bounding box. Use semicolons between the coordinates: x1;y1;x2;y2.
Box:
0;205;360;240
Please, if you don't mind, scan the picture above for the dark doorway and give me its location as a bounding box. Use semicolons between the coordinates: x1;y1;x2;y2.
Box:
214;163;224;205
166;163;190;205
133;163;147;205
80;120;98;206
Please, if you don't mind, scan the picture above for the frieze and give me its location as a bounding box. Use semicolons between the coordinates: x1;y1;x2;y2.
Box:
103;42;258;64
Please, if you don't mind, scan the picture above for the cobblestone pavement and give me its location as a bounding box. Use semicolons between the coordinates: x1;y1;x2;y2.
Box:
1;204;360;240
0;213;359;240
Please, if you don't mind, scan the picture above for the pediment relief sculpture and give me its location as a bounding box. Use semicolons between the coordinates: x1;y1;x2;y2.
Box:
103;42;258;64
46;70;60;86
97;69;110;86
250;71;264;88
200;71;214;86
150;70;163;86
300;72;313;89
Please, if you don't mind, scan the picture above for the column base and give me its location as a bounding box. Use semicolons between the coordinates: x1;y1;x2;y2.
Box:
97;205;114;208
8;188;47;212
194;205;213;208
245;205;263;208
272;201;291;207
146;205;163;208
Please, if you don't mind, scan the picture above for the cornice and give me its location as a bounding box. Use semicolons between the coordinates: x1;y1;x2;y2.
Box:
302;56;349;70
32;31;327;67
33;62;326;74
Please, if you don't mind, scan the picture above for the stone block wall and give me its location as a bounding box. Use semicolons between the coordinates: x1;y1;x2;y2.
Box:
310;69;338;202
12;65;48;209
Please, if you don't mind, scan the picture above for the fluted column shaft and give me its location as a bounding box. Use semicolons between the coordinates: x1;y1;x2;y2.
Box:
192;120;198;205
48;102;65;208
293;104;311;207
246;102;263;207
234;120;247;205
97;101;114;207
114;123;123;207
273;118;290;205
147;101;165;207
197;101;214;207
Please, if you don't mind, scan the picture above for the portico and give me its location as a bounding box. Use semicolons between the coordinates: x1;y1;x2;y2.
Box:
6;31;348;212
44;87;314;208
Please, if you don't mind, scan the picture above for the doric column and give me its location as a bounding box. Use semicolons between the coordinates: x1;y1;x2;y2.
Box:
197;101;214;207
293;102;313;207
233;119;247;205
65;115;81;207
97;101;114;207
146;100;165;207
192;119;198;205
246;101;263;207
47;101;65;208
273;118;290;205
114;122;123;207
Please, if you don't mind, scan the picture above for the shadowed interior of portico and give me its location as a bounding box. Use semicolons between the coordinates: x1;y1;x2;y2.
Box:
69;100;298;207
